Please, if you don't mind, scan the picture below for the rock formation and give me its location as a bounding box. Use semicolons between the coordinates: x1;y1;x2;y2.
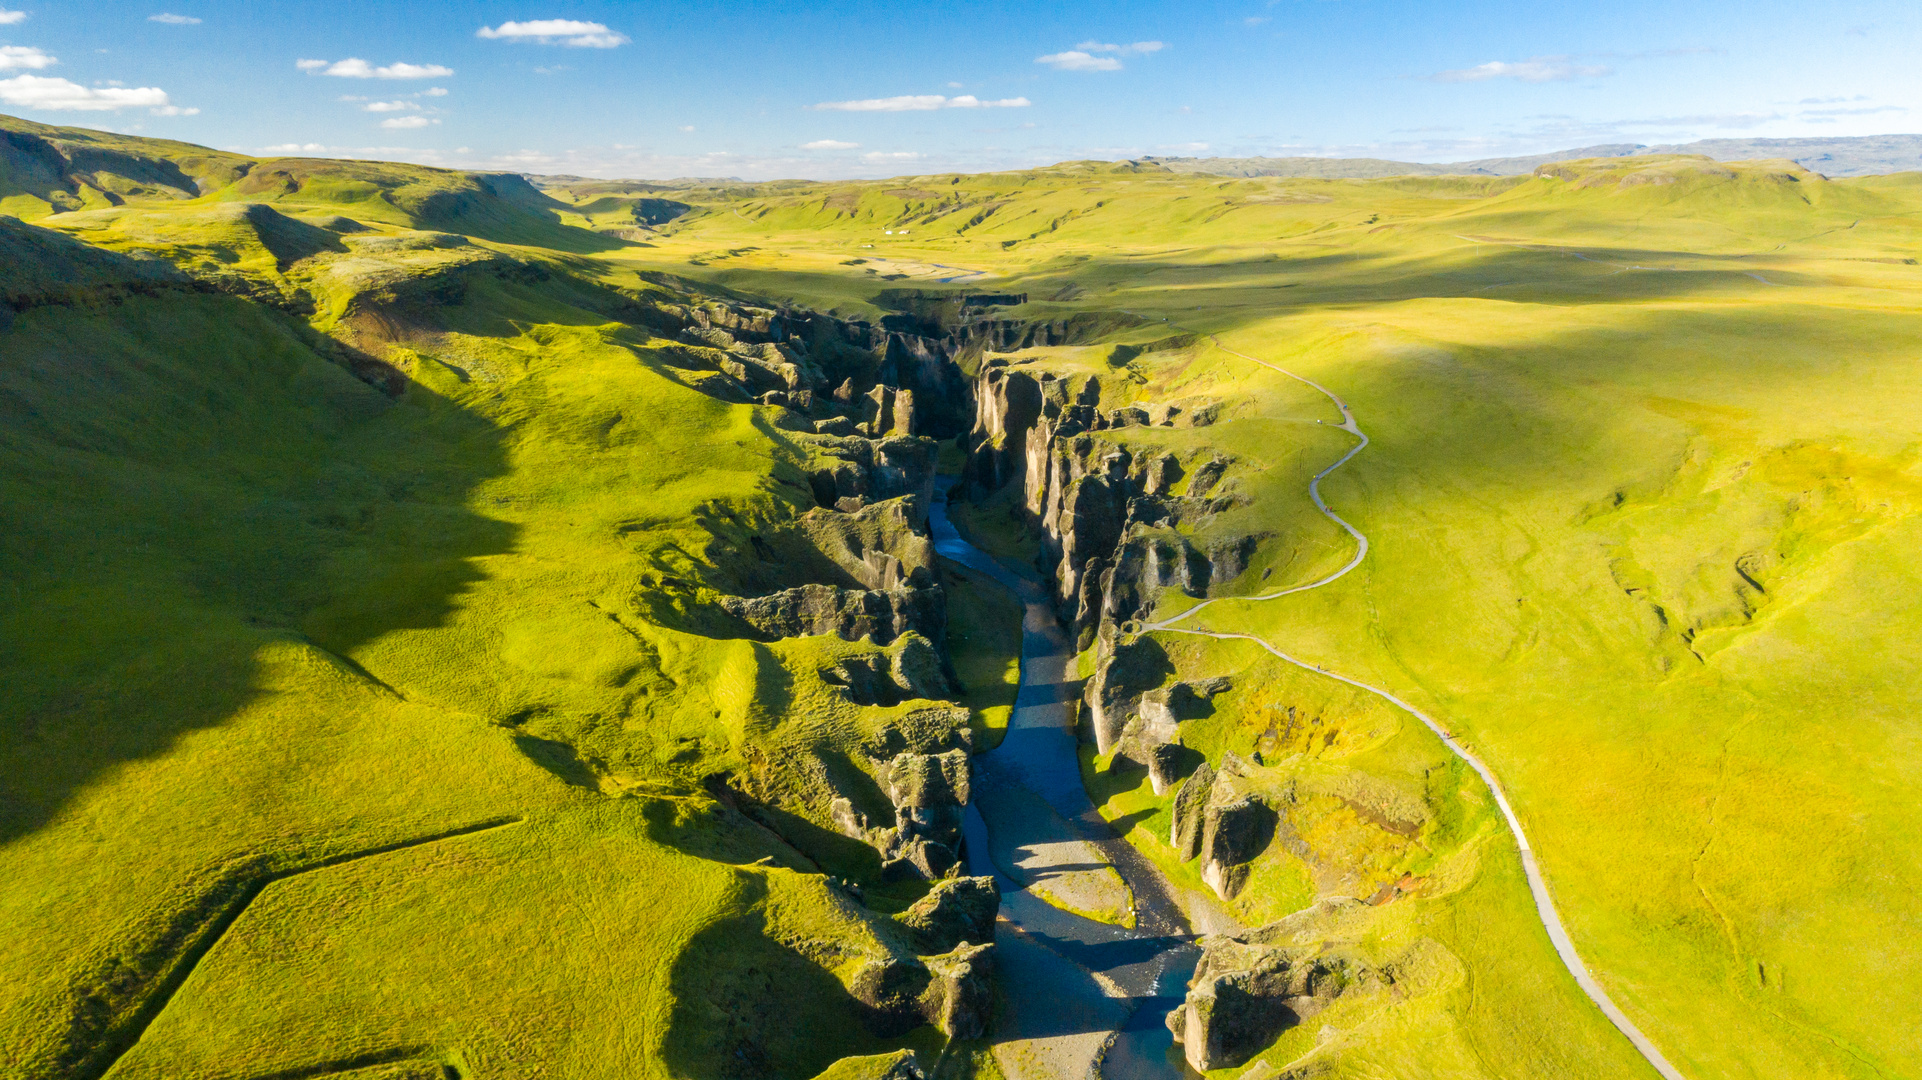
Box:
849;940;996;1041
796;495;937;592
897;875;1000;952
1169;933;1379;1072
921;941;995;1038
719;583;944;647
808;434;937;512
1171;761;1218;861
861;384;916;437
876;748;971;878
957;360;1269;782
822;634;955;707
1170;754;1277;900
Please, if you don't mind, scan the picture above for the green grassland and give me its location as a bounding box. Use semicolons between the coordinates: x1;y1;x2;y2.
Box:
0;119;1008;1079
592;154;1922;1077
4;111;1921;1080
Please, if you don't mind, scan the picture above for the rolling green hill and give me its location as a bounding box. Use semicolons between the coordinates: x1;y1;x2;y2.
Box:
3;114;1920;1080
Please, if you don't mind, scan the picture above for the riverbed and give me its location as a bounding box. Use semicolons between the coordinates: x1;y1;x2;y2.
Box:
931;479;1235;1080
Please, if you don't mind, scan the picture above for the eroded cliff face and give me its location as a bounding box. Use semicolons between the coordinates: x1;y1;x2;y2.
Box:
960;360;1265;760
1167;899;1463;1073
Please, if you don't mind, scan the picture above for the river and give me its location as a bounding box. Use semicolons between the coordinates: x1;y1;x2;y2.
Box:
930;478;1230;1080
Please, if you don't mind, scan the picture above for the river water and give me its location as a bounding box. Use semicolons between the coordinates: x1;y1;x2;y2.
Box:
929;479;1221;1080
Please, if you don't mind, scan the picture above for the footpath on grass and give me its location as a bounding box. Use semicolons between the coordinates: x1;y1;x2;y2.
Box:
1138;327;1690;1080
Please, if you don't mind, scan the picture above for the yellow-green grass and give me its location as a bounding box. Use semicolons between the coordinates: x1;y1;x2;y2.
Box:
0;223;953;1075
108;810;938;1079
8;114;1922;1079
603;156;1922;1076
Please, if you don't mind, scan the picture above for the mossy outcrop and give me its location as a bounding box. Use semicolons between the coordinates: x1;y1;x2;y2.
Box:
1170;753;1278;900
896;875;999;952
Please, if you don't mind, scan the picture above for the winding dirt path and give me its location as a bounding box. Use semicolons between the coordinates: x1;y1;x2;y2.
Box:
1138;327;1689;1080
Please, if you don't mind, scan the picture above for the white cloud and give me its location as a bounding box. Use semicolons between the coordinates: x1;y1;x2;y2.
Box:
946;81;964;89
1157;141;1209;152
0;9;26;25
0;74;172;110
0;45;55;70
305;58;454;79
1800;104;1907;118
477;19;628;48
811;93;1029;112
1077;40;1164;56
1431;56;1612;83
421;86;448;96
148;13;201;24
364;100;418;112
260;142;327;153
379;115;437;129
816;94;945;112
947;95;1030;108
1036;51;1121;72
678;124;695;132
862;151;921;161
803;139;859;150
149;104;198;115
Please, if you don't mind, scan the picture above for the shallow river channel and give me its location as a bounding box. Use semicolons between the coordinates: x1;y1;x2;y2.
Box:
930;480;1237;1080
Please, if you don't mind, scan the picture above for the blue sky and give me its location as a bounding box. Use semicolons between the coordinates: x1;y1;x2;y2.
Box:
0;0;1916;179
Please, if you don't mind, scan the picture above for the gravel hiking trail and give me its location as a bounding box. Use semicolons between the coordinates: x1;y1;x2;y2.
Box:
1138;325;1689;1080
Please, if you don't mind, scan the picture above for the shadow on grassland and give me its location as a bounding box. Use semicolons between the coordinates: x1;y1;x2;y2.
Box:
0;287;514;846
661;876;900;1080
0;242;517;1076
961;243;1804;317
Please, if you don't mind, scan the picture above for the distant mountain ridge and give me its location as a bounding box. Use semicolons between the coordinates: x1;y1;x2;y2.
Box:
1141;134;1922;179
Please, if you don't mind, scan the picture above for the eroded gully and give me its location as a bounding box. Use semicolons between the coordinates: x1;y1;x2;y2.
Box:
931;479;1234;1080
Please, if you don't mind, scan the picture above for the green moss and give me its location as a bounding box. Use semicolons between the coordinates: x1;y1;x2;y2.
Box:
939;557;1022;749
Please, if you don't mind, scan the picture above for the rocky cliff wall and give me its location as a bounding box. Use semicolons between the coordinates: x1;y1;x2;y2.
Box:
959;360;1267;759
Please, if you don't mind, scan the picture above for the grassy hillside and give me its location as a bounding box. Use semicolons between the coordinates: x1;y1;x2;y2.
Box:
0;119;1006;1080
594;154;1922;1078
5;111;1921;1080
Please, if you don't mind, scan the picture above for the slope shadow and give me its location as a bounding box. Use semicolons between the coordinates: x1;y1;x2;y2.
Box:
0;274;518;1074
662;890;914;1080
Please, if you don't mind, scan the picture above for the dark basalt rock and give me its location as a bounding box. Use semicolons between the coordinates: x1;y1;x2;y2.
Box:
897;875;1000;953
1200;795;1277;901
718;583;945;647
1146;740;1203;797
873;748;970;879
1170;761;1218;861
861;384;917;437
921;941;995;1039
822;710;975;879
1169;933;1380;1072
847;942;996;1040
809;434;938;512
1169;755;1277;899
1084;628;1174;755
822;634;955;707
